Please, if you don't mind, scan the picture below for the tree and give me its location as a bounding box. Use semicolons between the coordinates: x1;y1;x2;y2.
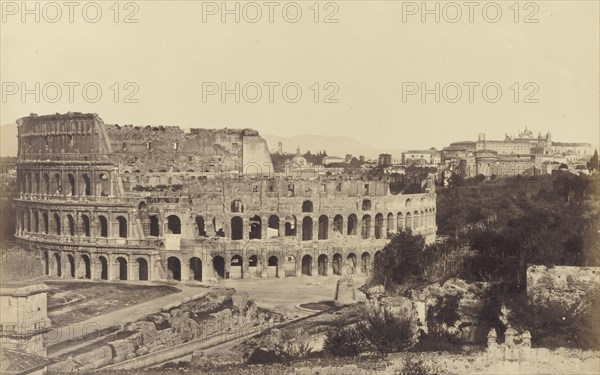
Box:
588;149;599;171
373;231;426;288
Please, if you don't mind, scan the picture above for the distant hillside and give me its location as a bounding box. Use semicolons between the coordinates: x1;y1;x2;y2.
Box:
263;134;402;160
1;122;18;157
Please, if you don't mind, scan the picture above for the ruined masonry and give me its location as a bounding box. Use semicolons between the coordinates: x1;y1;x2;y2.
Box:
15;112;437;283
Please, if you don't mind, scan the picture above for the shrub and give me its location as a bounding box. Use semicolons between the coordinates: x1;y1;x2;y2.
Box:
323;324;371;357
401;355;448;375
362;306;418;358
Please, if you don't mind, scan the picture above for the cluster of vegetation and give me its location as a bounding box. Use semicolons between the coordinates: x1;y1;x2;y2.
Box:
323;305;418;358
369;171;599;349
436;172;599;278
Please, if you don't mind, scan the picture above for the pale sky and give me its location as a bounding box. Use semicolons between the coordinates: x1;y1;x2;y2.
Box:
1;0;598;150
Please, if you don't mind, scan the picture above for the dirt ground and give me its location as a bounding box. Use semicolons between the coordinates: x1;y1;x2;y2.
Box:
46;281;181;327
221;274;369;317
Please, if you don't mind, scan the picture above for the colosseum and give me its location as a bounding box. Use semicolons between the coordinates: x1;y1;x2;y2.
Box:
14;112;437;283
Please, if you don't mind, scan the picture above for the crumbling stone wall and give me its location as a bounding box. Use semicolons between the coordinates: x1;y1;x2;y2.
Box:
105;124;272;176
14;112;437;284
46;290;274;373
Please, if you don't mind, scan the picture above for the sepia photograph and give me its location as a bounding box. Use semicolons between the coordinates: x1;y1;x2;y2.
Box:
0;1;599;374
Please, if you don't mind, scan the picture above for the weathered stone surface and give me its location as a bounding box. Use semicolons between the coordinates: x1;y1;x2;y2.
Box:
47;358;78;373
109;339;136;359
71;345;112;367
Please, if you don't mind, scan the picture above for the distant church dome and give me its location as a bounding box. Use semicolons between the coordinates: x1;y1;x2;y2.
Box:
291;147;307;166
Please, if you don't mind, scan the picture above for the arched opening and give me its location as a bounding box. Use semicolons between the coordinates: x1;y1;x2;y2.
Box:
195;216;206;237
302;217;313;241
374;213;384;239
283;255;297;277
82;254;91;279
137;258;148;281
98;173;109;196
54;253;62;277
374;250;384;273
405;212;412;230
405;198;412;208
248;255;259;277
82;174;91;196
230;255;243;279
347;214;357;235
318;215;329;240
347;253;357;274
302;200;313;212
213;256;225;279
67;214;75;236
318;254;328;276
361;215;371;239
301;255;313;276
99;216;108;237
34;174;40;194
167;215;181;234
67;174;75;196
190;257;202;281
54;173;62;194
116;257;127;280
24;211;30;232
43;212;49;234
249;215;261;239
43;173;50;195
167;256;181;281
231;199;244;213
387;213;395;238
333;215;343;234
34;211;39;233
268;215;279;238
81;215;90;237
362;199;371;211
54;213;61;235
67;254;75;277
267;256;279;278
284;215;296;236
332;253;342;275
397;212;404;232
43;251;49;275
231;216;243;240
361;252;371;274
149;216;159;237
99;256;108;280
213;217;225;237
117;216;127;238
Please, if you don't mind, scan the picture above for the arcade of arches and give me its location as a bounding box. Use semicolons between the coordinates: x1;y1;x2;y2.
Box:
37;248;380;282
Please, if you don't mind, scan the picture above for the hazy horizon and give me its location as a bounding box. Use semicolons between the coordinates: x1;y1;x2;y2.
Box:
1;1;598;151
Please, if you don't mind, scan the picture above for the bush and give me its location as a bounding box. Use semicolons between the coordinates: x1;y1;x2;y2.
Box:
362;306;418;357
323;324;371;357
246;348;286;364
401;356;448;375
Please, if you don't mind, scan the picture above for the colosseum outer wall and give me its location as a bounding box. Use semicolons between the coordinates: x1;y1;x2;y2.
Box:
14;112;437;284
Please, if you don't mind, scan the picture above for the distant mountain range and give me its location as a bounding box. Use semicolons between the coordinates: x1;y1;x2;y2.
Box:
0;122;403;159
263;134;402;160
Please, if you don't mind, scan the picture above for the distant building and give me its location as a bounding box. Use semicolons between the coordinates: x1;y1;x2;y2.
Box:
443;127;592;178
378;153;392;166
322;156;345;166
402;149;441;165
